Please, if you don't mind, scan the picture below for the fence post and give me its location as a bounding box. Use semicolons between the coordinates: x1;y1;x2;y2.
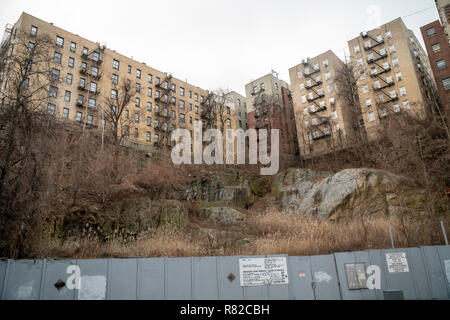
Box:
441;221;449;246
389;224;395;249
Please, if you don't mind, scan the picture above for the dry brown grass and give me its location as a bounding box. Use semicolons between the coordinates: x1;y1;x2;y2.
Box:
34;210;448;259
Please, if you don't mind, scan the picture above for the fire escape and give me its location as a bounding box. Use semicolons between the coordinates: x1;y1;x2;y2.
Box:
362;32;398;117
76;44;105;128
302;60;332;143
200;92;216;130
154;74;174;148
252;86;270;130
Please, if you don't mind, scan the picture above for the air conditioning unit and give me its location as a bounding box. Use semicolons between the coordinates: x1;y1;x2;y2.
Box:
302;59;308;66
362;31;368;38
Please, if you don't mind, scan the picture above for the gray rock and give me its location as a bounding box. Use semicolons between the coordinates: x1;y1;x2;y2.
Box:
202;207;246;225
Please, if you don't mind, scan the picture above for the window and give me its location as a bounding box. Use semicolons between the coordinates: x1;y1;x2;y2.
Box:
368;112;375;122
325;72;331;80
393;104;400;113
154;134;159;143
374;80;380;89
155;105;159;113
64;90;71;102
147;87;152;97
386;31;392;39
426;27;436;37
300;83;305;90
56;36;64;47
354;45;360;54
89;98;96;108
77;94;84;105
148;74;153;83
227;119;231;127
147;116;152;126
297;71;303;79
443;78;450;91
68;57;74;68
82;47;88;56
28;42;35;52
155;77;160;85
172;84;176;92
172;110;176;119
136;83;141;93
62;108;69;119
112;74;118;85
357;58;363;67
329;97;335;105
113;59;120;70
432;43;441;53
51;68;60;81
135;97;140;107
399;86;406;96
327;85;333;93
91;66;98;77
49;86;58;98
87;115;93;125
403;100;410;110
80;78;86;89
392;57;399;67
365;98;372;107
125;110;129;118
128;65;132;73
303;108;308;115
111;89;118;99
47;103;55;115
389;44;395;53
54;52;62;64
362;85;369;94
137;69;141;79
66;73;73;85
147;102;152;111
395;72;403;81
180;87;185;96
30;26;38;37
332;110;338;119
195;106;199;114
437;59;446;70
90;82;97;93
134;128;139;138
81;62;87;72
135;113;139;123
364;40;371;49
180;100;185;109
76;111;82;122
323;60;329;67
146;132;151;142
301;95;307;103
386;75;393;84
380;48;386;56
70;42;76;52
389;90;397;99
194;93;199;102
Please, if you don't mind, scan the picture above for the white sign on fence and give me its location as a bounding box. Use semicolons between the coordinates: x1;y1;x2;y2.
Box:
239;257;289;287
386;252;410;273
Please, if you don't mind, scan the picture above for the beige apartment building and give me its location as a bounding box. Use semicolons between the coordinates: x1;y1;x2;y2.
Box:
225;91;248;129
289;50;358;158
436;0;450;43
1;12;236;150
348;17;436;139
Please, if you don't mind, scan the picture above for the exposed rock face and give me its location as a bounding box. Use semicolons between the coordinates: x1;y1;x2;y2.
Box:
201;207;246;225
278;168;417;219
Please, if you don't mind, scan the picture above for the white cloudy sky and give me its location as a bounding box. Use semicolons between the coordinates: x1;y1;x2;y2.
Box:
0;0;440;96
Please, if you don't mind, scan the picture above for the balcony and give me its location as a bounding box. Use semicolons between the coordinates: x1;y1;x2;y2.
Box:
251;88;265;96
364;40;385;51
91;58;103;66
307;94;325;103
304;68;320;78
373;82;395;91
76;101;85;108
312;132;332;141
78;85;87;92
370;67;391;78
305;80;322;89
309;106;327;115
367;53;388;64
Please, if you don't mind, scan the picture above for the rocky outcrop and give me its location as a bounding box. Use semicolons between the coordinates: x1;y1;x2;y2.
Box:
277;168;418;219
201;207;246;225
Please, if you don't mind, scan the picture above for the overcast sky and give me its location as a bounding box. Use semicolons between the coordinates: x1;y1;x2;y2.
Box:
0;0;440;96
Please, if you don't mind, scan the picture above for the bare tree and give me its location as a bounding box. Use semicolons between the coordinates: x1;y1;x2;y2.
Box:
0;30;55;257
103;78;140;171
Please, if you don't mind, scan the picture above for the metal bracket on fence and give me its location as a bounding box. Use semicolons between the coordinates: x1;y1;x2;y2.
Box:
441;221;448;246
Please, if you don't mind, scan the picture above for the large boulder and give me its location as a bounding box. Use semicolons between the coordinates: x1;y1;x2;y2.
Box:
201;207;246;225
278;168;417;219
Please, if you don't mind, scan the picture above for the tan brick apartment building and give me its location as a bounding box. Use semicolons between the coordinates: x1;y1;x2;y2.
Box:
289;50;358;158
421;2;450;106
435;0;450;43
1;12;236;151
348;17;436;140
225;91;248;130
245;73;299;157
